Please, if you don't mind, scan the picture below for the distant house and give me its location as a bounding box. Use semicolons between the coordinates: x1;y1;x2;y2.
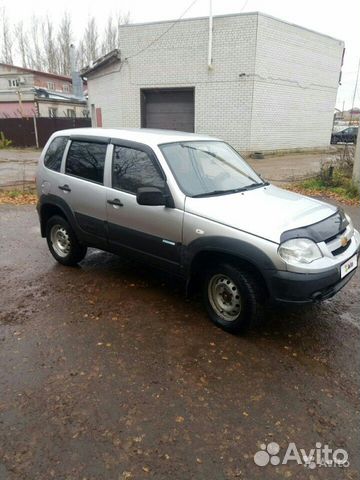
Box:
342;108;360;123
0;63;88;119
82;12;344;153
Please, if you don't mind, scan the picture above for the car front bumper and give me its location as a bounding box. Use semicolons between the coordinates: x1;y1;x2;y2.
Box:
267;251;359;304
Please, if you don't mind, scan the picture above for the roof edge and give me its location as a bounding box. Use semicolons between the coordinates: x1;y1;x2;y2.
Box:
119;11;343;44
0;62;74;81
81;49;121;78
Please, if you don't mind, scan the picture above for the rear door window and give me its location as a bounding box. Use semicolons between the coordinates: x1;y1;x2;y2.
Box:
44;136;68;172
65;141;107;184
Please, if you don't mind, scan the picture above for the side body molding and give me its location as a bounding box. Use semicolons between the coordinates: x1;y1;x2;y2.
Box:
37;194;108;250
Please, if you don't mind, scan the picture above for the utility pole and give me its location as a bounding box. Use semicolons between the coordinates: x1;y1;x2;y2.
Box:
17;88;23;117
351;57;360;187
353;135;360;190
208;0;213;70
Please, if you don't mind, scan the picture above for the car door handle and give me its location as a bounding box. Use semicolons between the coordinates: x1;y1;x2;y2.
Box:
58;184;71;192
107;198;124;207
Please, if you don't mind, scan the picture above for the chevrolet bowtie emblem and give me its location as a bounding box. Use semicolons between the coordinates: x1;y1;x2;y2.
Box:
340;236;349;247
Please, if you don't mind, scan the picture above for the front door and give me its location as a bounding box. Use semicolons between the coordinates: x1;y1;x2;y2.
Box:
106;142;183;269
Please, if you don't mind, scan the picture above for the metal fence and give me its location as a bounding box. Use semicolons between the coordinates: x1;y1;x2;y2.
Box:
0;117;91;148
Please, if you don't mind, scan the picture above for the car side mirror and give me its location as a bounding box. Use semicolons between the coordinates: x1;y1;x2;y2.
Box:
136;187;166;206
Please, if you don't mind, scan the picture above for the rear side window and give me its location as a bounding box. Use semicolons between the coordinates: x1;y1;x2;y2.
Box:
112;146;165;193
65;141;107;184
44;136;68;171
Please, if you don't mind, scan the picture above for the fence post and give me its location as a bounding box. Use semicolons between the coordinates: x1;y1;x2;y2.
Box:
33;116;39;149
353;137;360;190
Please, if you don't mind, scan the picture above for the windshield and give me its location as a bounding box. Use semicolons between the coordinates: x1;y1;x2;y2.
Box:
160;141;265;197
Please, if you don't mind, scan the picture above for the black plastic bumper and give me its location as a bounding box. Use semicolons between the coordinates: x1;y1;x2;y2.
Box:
266;257;358;304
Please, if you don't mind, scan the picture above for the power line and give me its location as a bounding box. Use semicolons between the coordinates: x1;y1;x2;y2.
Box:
349;56;360;119
125;0;199;60
239;0;249;13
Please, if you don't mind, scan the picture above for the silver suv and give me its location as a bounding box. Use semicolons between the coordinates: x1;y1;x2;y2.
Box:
36;128;359;333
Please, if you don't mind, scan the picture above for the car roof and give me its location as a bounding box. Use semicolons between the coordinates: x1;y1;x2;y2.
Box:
53;127;219;146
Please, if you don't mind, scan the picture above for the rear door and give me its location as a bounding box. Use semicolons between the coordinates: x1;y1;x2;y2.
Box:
106;141;184;269
56;136;109;245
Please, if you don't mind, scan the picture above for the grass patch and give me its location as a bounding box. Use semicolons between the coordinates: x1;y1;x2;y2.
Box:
290;175;359;205
289;149;359;205
0;189;37;205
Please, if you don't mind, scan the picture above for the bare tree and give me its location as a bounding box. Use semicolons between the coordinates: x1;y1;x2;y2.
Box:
1;9;130;74
76;39;86;69
101;16;118;55
117;11;130;28
14;21;29;67
57;12;72;75
42;17;59;73
28;15;44;70
82;16;99;66
1;7;14;64
101;12;130;56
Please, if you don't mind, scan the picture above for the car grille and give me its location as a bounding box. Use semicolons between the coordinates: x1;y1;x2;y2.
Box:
331;241;352;256
325;226;353;257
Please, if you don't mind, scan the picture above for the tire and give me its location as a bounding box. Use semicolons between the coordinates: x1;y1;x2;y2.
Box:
202;263;265;334
46;215;87;266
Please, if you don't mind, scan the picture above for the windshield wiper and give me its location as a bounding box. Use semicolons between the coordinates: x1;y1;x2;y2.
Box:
191;182;268;198
244;182;269;190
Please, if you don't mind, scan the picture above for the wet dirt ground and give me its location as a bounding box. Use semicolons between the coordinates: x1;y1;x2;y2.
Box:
0;202;359;480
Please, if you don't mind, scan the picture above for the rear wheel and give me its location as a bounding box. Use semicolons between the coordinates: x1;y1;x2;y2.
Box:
202;263;265;333
46;215;87;266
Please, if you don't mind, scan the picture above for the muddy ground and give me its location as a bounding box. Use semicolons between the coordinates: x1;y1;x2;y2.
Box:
0;202;359;480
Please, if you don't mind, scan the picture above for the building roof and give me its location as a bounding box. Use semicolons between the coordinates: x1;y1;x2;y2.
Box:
0;62;83;83
81;49;121;78
50;127;217;146
34;88;87;104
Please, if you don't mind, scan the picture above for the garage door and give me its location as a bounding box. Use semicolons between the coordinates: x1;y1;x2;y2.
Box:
141;89;194;133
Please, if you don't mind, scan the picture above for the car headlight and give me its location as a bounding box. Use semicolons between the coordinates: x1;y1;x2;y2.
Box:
278;238;322;265
345;213;353;231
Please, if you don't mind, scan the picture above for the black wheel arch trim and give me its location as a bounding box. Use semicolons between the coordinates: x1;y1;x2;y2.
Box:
184;235;277;284
37;193;79;238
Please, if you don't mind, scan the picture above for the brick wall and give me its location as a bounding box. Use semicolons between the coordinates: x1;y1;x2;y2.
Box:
249;14;344;150
86;13;344;152
87;14;257;151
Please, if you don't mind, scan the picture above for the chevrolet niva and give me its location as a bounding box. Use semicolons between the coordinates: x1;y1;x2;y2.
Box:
36;129;359;333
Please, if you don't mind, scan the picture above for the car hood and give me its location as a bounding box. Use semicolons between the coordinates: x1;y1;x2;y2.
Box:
185;184;337;244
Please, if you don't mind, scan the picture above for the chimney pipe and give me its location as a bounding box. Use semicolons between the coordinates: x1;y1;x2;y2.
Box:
70;44;83;99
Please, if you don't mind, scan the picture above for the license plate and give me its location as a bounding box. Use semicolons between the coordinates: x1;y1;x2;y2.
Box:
340;254;358;279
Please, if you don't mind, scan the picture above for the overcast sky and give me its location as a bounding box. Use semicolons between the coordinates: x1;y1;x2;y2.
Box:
2;0;359;109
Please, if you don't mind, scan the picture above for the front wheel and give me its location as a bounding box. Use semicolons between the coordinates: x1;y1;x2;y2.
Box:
202;264;265;333
46;215;87;266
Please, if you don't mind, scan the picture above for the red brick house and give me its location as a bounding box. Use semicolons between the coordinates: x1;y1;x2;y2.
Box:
0;63;88;118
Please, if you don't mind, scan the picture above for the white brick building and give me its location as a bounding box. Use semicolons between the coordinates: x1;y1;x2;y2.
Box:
82;12;344;153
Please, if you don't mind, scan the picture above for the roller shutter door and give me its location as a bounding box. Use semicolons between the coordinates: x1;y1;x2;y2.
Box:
141;88;194;133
